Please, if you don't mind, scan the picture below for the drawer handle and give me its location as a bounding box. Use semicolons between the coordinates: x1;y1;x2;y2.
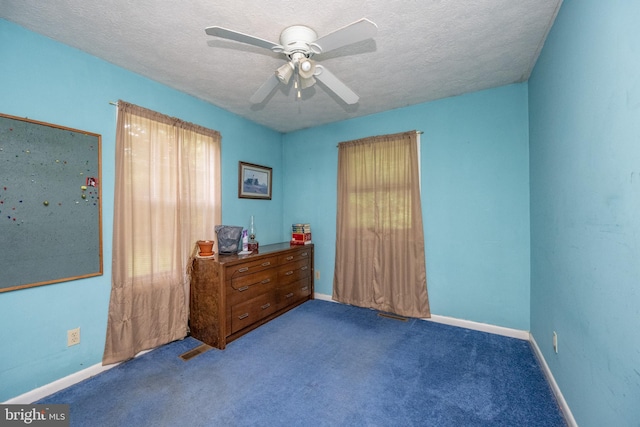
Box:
301;286;308;291
301;266;308;270
285;270;294;276
238;313;249;320
285;292;294;299
261;261;271;266
301;252;308;256
261;303;271;310
238;267;249;273
261;279;271;284
238;285;249;292
286;256;294;261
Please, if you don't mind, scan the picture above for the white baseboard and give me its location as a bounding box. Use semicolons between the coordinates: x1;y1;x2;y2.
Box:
314;292;529;340
4;362;117;404
4;350;152;404
529;334;577;427
426;314;530;340
314;292;334;302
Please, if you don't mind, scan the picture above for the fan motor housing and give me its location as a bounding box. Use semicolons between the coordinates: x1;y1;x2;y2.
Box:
278;25;319;55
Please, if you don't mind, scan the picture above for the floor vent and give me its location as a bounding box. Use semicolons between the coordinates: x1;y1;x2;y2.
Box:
378;312;408;322
179;343;213;361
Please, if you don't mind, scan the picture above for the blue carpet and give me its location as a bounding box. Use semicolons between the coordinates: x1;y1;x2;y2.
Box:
39;300;565;426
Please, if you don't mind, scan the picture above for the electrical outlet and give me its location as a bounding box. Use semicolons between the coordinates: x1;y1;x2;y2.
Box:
553;331;558;353
315;270;320;280
67;327;80;347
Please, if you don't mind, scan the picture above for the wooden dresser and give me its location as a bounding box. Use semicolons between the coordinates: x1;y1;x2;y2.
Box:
189;242;314;349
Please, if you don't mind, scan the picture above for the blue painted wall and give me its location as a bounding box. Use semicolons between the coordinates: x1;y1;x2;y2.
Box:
0;19;282;401
528;1;640;425
283;83;531;331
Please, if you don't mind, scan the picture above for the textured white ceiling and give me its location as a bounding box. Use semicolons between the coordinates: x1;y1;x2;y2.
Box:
1;0;562;133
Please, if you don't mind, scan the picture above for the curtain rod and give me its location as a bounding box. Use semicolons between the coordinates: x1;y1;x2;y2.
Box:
336;130;424;147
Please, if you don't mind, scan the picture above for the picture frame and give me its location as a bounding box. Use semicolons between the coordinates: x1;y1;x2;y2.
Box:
238;161;272;200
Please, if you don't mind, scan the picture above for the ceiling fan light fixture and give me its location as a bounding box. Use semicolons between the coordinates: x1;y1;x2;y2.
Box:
276;62;294;84
298;58;316;79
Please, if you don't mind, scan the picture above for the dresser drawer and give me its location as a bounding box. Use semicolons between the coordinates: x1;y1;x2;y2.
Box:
226;255;278;279
230;292;278;334
227;269;277;306
278;279;312;310
277;259;310;285
278;248;312;265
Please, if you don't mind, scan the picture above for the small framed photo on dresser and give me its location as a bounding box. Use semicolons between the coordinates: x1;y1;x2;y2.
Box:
238;161;272;200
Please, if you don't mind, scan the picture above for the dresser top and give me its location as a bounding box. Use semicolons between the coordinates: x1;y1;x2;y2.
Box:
201;242;313;266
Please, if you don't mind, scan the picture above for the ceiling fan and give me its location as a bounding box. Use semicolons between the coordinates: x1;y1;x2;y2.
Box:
205;18;377;105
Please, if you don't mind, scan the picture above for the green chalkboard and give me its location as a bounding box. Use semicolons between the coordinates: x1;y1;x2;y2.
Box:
0;113;102;292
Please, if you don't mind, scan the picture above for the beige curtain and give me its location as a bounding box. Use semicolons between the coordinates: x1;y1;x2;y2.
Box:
333;131;430;318
103;101;221;365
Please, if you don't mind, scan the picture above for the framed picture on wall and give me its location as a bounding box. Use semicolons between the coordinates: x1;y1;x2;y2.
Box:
238;161;272;200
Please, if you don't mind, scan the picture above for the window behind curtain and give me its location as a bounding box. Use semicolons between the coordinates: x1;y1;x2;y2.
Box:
103;101;221;365
333;131;430;318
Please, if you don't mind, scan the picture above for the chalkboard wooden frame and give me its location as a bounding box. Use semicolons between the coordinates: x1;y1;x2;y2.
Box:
0;113;103;292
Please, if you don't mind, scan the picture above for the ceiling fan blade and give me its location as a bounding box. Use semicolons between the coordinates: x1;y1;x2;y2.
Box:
205;26;281;51
313;18;378;54
314;65;359;104
250;74;280;104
